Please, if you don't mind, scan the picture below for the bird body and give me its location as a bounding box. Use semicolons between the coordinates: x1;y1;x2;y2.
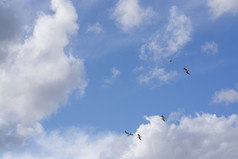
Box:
161;115;165;122
137;134;142;140
125;131;133;136
184;68;190;75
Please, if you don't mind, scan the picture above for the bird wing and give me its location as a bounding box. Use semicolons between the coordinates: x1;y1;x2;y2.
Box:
125;131;133;136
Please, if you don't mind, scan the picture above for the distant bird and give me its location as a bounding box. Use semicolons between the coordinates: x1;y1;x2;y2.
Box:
161;115;165;122
137;134;142;140
184;68;190;75
125;131;133;136
169;59;173;62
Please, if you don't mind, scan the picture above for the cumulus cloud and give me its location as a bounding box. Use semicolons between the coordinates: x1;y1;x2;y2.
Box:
211;88;238;104
201;41;218;55
112;0;155;32
0;4;20;42
1;128;123;159
122;114;238;159
102;67;120;87
0;0;87;151
1;113;238;159
0;121;43;151
87;22;103;34
167;109;184;123
0;4;21;64
137;6;192;85
207;0;238;18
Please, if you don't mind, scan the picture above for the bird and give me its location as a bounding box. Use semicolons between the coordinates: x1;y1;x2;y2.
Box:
137;134;142;140
125;131;133;136
169;59;173;62
184;68;190;75
161;115;165;122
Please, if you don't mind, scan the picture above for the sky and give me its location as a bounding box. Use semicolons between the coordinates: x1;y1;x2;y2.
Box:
0;0;238;158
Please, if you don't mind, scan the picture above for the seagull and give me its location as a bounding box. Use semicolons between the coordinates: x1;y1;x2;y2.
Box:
161;115;165;122
137;134;142;140
125;131;133;136
184;68;190;75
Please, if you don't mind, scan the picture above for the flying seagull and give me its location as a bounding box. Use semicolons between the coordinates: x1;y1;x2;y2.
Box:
137;134;142;140
161;115;165;122
184;68;190;75
125;131;133;136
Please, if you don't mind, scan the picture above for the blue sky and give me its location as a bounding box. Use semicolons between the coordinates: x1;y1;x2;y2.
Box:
0;0;238;158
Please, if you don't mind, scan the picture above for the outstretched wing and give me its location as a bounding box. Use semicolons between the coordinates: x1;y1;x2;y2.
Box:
184;68;190;75
125;131;133;136
186;70;190;75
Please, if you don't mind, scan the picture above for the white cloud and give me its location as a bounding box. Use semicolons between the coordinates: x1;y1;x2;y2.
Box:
201;41;218;55
139;6;192;64
137;6;191;85
122;114;238;159
167;109;184;123
0;4;22;65
0;4;20;42
112;0;155;32
111;67;121;79
87;22;103;34
0;0;87;150
212;89;238;104
102;67;120;87
2;113;238;159
1;128;123;159
207;0;238;18
137;67;177;85
16;123;43;138
0;121;43;151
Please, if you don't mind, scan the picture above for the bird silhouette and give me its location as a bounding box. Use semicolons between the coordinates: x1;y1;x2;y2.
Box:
125;131;133;136
161;115;165;122
184;68;190;75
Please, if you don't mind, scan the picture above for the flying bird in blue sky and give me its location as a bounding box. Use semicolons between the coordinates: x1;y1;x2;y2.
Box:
184;68;190;75
125;130;134;136
0;0;238;158
161;115;166;122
